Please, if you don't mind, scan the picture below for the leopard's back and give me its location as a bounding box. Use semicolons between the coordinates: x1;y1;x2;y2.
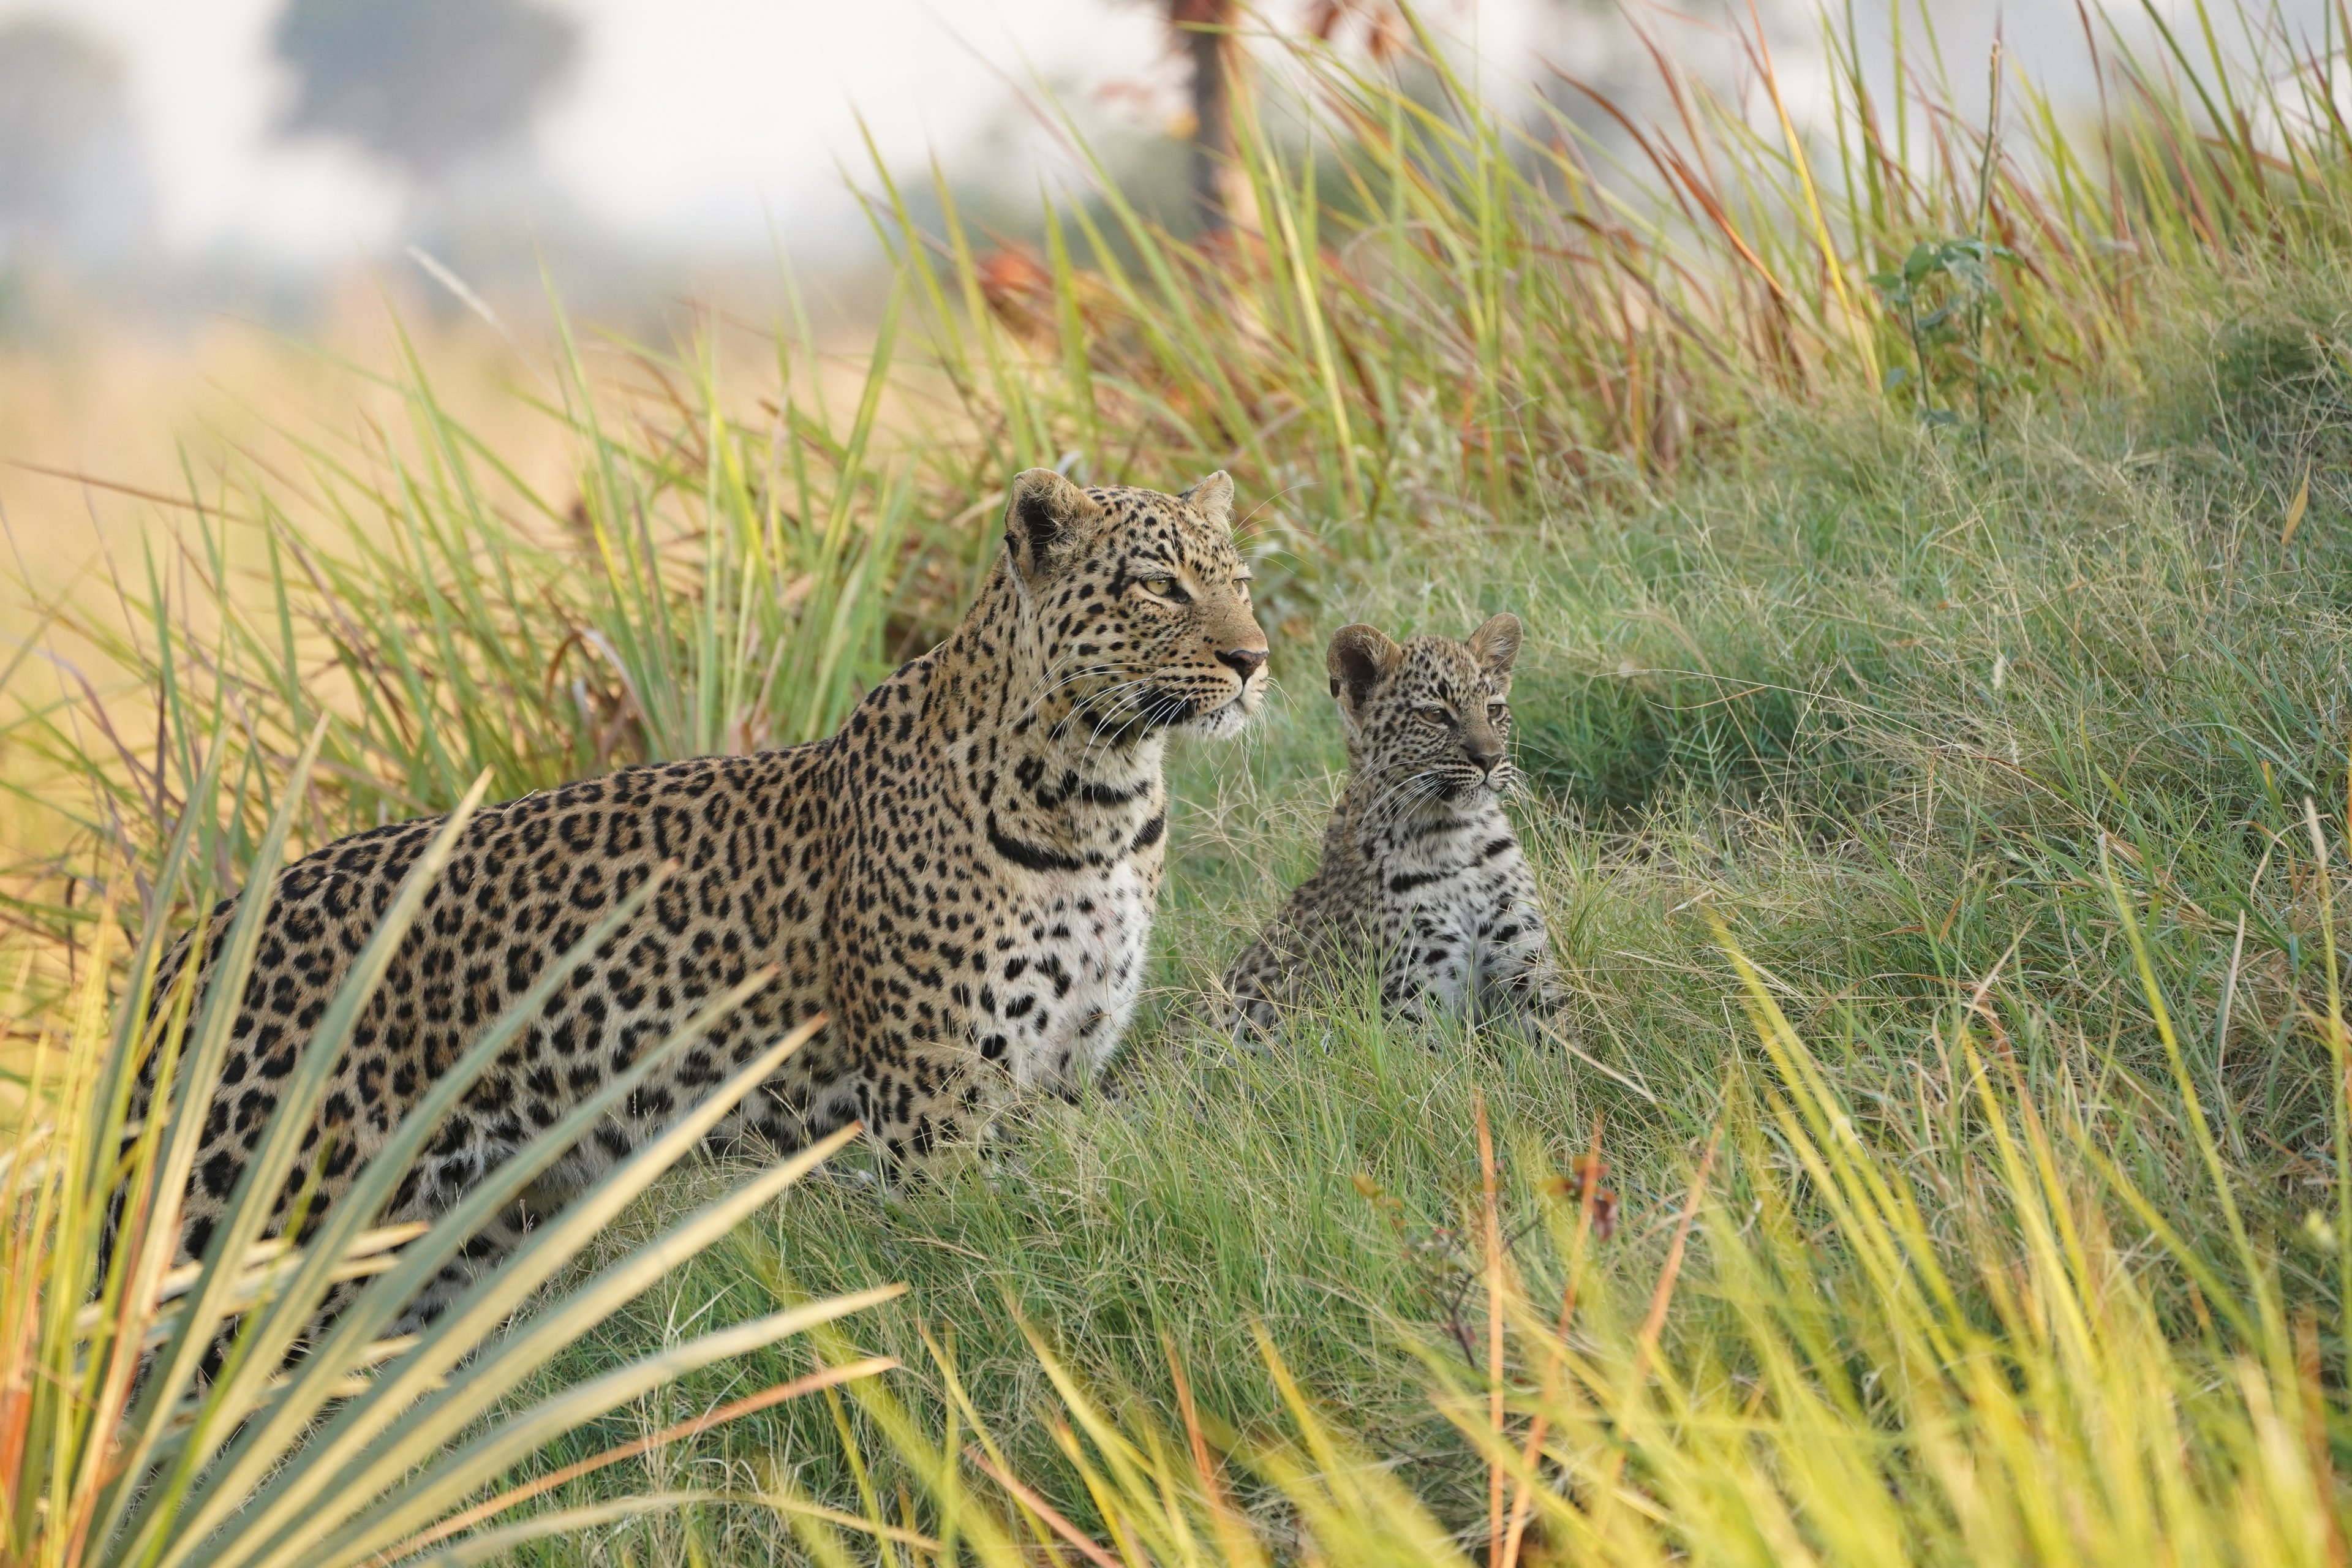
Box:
143;745;838;1327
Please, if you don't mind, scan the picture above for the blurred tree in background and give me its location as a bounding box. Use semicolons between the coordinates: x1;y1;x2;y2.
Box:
0;18;151;268
271;0;580;180
1164;0;1239;232
1159;0;1412;236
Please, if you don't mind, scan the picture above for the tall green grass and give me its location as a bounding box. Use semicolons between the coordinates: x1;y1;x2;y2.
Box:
889;0;2352;552
13;0;2352;1561
17;2;2349;929
695;907;2352;1567
0;738;897;1568
502;338;2352;1559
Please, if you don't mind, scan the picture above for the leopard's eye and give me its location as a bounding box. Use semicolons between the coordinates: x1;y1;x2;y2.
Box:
1138;575;1187;603
1415;704;1452;726
1487;698;1509;717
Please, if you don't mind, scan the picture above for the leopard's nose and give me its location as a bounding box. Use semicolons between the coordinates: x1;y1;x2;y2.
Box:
1217;647;1268;682
1466;736;1504;774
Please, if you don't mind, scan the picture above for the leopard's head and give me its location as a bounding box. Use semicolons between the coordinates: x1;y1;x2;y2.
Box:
1327;615;1523;812
1001;467;1270;740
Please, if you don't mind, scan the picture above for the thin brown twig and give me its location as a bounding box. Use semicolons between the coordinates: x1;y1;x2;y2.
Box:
1499;1113;1606;1568
963;1444;1122;1568
1476;1089;1506;1568
1588;1124;1722;1517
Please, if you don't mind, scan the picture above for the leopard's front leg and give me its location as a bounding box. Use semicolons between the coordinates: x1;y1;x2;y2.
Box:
1377;909;1477;1027
854;1037;1014;1185
1475;881;1569;1024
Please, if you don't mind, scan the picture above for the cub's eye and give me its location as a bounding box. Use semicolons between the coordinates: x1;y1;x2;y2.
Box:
1137;575;1188;603
1487;698;1509;717
1415;704;1453;726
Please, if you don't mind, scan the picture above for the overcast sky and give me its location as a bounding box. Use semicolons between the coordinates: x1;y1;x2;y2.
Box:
4;0;1558;262
6;0;2339;264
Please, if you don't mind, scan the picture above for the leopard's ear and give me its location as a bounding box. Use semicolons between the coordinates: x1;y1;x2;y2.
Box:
1466;612;1523;677
1181;470;1234;529
1327;624;1402;729
1003;469;1104;584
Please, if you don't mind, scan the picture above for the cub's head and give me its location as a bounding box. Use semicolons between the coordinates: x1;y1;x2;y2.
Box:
1001;467;1270;739
1327;614;1524;808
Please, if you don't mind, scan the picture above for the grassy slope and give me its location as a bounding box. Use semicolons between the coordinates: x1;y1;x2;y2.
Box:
9;4;2352;1556
510;262;2352;1559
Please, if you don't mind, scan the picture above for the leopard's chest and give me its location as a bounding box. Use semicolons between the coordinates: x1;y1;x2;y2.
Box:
1370;808;1520;1004
978;853;1158;1091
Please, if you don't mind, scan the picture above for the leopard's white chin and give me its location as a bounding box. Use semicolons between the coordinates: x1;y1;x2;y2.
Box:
1178;684;1262;738
1440;770;1510;804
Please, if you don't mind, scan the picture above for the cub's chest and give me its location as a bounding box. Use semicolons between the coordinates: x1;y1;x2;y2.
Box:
1376;818;1518;934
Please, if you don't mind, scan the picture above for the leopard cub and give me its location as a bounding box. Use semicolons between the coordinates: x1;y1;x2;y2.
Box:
1224;614;1562;1035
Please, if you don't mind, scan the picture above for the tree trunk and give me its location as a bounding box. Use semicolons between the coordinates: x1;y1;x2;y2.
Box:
1173;0;1237;234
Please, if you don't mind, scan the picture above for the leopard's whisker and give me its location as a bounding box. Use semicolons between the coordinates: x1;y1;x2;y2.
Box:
1049;673;1156;744
1071;679;1169;764
1015;658;1121;728
1363;771;1444;837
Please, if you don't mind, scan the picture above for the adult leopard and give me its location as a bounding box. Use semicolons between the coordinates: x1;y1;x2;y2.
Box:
144;467;1268;1325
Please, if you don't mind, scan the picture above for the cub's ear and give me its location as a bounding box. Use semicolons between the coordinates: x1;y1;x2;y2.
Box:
1466;612;1523;677
1327;624;1403;725
1003;469;1104;584
1181;470;1234;529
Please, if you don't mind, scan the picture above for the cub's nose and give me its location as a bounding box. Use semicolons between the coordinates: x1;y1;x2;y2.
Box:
1217;647;1268;682
1466;736;1505;774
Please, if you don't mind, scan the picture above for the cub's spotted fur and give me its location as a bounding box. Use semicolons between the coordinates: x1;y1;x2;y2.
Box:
1223;615;1561;1033
143;468;1268;1328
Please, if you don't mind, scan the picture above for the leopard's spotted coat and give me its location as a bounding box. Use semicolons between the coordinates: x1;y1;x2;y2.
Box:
140;468;1269;1329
